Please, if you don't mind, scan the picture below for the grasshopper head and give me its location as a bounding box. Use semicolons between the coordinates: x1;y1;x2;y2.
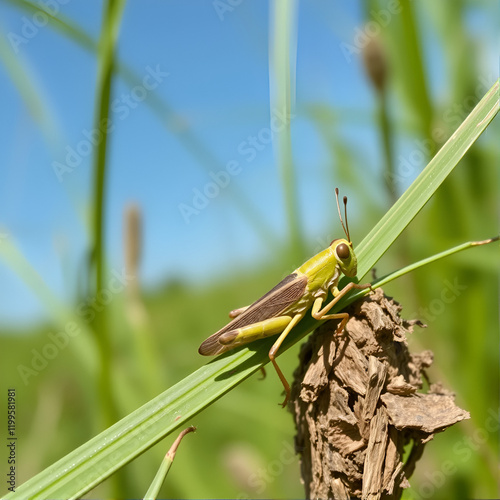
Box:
332;188;358;277
331;238;357;277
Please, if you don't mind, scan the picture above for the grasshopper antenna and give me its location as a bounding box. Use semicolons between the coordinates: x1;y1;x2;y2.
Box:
343;195;351;243
335;188;351;243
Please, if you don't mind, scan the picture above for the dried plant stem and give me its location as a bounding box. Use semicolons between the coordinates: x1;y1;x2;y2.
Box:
290;288;469;499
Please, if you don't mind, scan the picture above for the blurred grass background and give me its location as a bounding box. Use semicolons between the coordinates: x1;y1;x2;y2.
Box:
0;0;498;498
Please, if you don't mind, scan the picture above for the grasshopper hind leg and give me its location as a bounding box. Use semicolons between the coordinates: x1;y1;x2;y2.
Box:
268;313;304;408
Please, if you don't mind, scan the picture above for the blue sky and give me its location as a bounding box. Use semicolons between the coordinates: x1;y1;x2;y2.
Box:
0;1;497;326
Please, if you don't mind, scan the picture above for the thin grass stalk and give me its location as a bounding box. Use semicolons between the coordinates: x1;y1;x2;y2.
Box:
378;92;396;202
0;32;57;145
360;29;396;205
92;0;126;427
269;0;304;263
398;0;435;155
90;1;127;495
4;0;96;48
124;204;163;398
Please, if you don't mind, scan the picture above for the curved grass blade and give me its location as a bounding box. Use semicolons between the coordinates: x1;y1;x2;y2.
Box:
3;0;96;49
6;78;499;500
343;236;500;306
353;77;499;281
0;28;58;146
6;345;274;499
143;426;196;500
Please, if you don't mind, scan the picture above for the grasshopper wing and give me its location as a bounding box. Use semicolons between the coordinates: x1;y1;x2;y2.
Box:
198;272;308;356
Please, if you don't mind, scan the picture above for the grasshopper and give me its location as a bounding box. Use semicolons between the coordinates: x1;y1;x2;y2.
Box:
199;189;372;407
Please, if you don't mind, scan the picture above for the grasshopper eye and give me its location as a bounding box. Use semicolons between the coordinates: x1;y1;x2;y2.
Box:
336;243;350;260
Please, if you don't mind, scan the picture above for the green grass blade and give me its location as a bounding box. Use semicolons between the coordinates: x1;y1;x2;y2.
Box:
397;0;434;147
0;237;99;373
6;348;272;499
90;0;127;433
345;236;500;305
0;27;58;146
143;427;196;500
269;0;304;261
6;78;499;500
3;0;97;50
354;77;499;281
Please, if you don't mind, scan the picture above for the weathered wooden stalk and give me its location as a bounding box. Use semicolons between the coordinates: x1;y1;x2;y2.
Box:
290;288;468;499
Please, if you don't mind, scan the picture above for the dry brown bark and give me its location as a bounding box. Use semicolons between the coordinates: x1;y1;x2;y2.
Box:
290;288;469;500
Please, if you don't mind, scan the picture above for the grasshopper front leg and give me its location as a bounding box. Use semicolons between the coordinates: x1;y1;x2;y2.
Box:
312;281;372;333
